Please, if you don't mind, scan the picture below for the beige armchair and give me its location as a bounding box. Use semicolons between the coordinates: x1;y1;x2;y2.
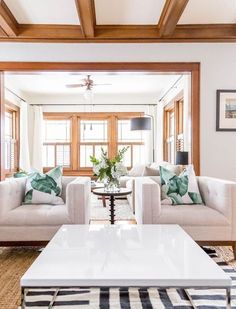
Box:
0;176;91;242
135;176;236;257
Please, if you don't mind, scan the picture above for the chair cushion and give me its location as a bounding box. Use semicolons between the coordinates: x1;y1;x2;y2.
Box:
128;164;148;177
143;166;160;176
157;204;229;226
0;204;70;226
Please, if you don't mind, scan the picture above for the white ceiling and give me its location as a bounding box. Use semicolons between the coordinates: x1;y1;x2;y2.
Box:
179;0;236;24
4;0;80;25
95;0;165;25
4;73;181;98
3;0;236;25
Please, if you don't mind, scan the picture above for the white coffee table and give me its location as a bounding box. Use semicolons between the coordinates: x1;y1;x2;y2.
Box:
21;225;232;308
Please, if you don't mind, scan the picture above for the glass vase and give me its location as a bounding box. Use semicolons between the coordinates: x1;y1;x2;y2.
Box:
104;177;120;193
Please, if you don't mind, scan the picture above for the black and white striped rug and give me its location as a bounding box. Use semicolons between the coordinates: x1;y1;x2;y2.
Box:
20;256;236;309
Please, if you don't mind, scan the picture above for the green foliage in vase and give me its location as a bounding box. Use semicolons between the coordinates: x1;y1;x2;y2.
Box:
90;146;129;182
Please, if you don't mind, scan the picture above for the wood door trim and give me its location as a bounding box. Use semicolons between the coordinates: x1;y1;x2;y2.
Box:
0;62;200;176
0;72;4;180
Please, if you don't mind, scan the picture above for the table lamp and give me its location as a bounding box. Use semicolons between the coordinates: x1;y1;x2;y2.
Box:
176;151;189;172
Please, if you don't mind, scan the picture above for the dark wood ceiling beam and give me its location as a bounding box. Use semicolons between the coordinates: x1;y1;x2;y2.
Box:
174;24;236;39
0;0;18;36
158;0;189;37
0;24;236;42
17;24;83;40
95;25;159;39
74;0;95;38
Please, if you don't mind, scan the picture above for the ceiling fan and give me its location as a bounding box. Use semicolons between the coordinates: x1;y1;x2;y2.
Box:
66;75;111;90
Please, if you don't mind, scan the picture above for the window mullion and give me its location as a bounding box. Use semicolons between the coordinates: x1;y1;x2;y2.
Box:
71;115;78;171
109;115;117;159
54;144;57;167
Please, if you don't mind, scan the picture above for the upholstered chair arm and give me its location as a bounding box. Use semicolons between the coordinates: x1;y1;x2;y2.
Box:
125;178;135;213
119;176;135;188
66;177;91;224
135;177;161;224
197;176;236;224
0;177;26;218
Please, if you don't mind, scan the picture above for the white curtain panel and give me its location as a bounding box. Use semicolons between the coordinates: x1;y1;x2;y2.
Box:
32;105;43;172
19;101;31;171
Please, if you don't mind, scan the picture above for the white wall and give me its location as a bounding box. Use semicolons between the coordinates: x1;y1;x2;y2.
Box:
0;42;236;180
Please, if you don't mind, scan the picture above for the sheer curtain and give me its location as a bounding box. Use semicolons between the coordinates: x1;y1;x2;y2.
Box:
32;105;43;172
19;100;31;171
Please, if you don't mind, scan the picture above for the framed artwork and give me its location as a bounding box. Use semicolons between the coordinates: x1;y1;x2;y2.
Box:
216;90;236;131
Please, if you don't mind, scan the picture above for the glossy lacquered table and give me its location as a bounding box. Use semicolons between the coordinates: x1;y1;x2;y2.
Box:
92;188;132;224
20;225;232;308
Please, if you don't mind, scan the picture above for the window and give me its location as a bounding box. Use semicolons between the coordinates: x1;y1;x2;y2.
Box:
80;120;108;167
43;113;145;174
4;103;19;175
176;99;184;152
164;98;184;164
118;120;144;168
43;119;71;168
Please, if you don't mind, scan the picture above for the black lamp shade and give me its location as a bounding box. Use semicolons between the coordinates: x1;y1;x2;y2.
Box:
176;151;189;165
130;117;151;130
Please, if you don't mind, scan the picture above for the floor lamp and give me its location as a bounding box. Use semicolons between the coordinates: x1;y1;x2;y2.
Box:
130;115;155;162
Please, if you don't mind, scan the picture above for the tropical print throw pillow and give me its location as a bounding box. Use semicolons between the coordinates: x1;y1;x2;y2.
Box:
24;166;64;205
160;165;203;205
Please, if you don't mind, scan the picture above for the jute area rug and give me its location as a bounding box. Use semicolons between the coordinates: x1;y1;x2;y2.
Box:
90;195;135;220
0;246;236;309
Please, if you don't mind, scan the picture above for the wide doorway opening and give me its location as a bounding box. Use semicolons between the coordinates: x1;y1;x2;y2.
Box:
0;62;200;180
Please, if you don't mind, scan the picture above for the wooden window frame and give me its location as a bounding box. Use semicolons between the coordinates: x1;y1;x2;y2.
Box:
43;115;72;170
4;100;20;177
43;112;143;176
175;98;184;152
164;102;175;163
164;97;185;163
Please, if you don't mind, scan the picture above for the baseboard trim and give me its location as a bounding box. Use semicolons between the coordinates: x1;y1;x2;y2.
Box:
196;240;235;246
0;241;49;247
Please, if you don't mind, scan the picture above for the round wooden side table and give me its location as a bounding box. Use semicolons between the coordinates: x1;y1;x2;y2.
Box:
92;188;132;224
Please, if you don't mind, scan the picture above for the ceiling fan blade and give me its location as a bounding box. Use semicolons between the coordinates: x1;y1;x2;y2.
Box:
66;84;85;88
93;83;112;86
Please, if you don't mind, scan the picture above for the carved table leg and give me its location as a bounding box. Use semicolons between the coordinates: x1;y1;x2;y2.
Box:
109;195;115;224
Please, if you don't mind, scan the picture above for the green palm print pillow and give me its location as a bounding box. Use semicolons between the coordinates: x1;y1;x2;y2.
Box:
160;165;203;205
24;166;64;205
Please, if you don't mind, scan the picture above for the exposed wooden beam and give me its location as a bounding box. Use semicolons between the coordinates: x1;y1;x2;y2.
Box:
174;24;236;40
18;24;83;40
95;25;159;39
0;23;235;42
158;0;189;37
0;0;18;36
74;0;95;38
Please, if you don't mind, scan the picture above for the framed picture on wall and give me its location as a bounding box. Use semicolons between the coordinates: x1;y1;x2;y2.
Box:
216;89;236;131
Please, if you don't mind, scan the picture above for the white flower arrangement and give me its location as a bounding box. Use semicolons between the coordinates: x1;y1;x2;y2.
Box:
90;147;128;188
